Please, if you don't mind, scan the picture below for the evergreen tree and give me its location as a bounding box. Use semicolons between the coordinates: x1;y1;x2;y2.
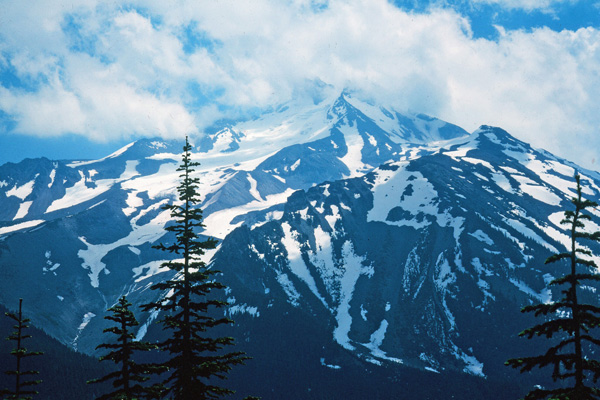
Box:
89;296;164;400
506;174;600;399
142;136;247;400
1;298;43;400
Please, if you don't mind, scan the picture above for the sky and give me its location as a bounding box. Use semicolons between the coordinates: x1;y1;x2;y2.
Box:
0;0;599;169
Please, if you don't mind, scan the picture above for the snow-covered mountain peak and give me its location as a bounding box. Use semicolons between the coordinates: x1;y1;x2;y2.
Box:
206;119;599;379
470;125;532;153
328;91;468;144
5;92;600;398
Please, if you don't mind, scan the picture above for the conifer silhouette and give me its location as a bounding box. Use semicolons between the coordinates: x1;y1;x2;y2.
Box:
507;174;600;399
1;298;43;400
89;295;164;400
142;137;247;400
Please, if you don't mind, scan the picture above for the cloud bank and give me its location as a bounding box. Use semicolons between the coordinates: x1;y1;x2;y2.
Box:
471;0;578;12
0;0;599;167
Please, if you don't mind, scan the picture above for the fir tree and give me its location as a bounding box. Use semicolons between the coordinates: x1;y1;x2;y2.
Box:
506;174;600;399
142;136;248;400
1;298;43;400
89;296;164;400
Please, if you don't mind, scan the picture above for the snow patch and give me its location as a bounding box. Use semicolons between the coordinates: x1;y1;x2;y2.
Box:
150;141;167;149
309;225;338;300
276;272;301;307
43;250;61;274
365;133;377;147
320;358;341;369
13;201;32;220
247;173;263;201
499;166;521;175
227;303;260;318
290;159;301;172
503;217;558;253
360;304;368;321
338;124;371;177
473;172;488;181
468;230;494;246
510;277;551;304
434;253;456;330
7;177;36;200
0;220;45;236
67;142;135;167
48;162;140;214
78;312;96;331
79;207;172;287
444;146;473;160
72;312;96;351
490;170;514;193
47;171;110;213
133;260;171;282
203;188;296;239
451;343;485;377
281;222;327;306
368;163;464;241
325;204;342;230
362;319;403;364
136;308;160;341
512;175;561;206
333;241;371;351
123;191;144;217
128;246;141;255
462;157;494;170
48;169;56;188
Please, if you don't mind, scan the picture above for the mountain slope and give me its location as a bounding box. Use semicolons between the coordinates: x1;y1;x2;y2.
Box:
0;91;468;354
210;126;600;386
0;303;112;399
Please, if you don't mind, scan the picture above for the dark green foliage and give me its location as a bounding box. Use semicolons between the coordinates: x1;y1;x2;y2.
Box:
506;174;600;399
1;298;43;400
89;296;164;400
0;302;112;399
142;137;248;400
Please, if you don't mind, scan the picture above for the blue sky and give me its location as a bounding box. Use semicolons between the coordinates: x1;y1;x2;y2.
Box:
1;0;599;168
393;1;600;39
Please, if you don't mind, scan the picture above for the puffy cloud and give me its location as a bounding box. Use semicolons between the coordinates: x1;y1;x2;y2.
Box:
470;0;579;12
0;0;599;168
0;81;86;136
440;26;600;168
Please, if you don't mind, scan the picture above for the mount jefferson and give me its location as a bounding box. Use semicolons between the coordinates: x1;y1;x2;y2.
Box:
1;91;600;398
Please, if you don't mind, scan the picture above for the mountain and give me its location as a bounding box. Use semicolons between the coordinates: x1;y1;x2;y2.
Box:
1;91;599;398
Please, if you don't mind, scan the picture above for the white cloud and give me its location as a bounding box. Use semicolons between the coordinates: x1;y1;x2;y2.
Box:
440;26;600;168
470;0;578;12
0;81;86;136
0;0;599;168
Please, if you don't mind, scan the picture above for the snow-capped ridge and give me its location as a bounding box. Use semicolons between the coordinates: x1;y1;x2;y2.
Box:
3;92;600;394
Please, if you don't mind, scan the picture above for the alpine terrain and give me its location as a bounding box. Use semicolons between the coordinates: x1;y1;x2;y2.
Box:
1;90;600;398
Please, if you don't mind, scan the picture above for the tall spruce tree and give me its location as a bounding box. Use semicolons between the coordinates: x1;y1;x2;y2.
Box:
89;296;164;400
506;174;600;399
142;136;247;400
1;298;43;400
